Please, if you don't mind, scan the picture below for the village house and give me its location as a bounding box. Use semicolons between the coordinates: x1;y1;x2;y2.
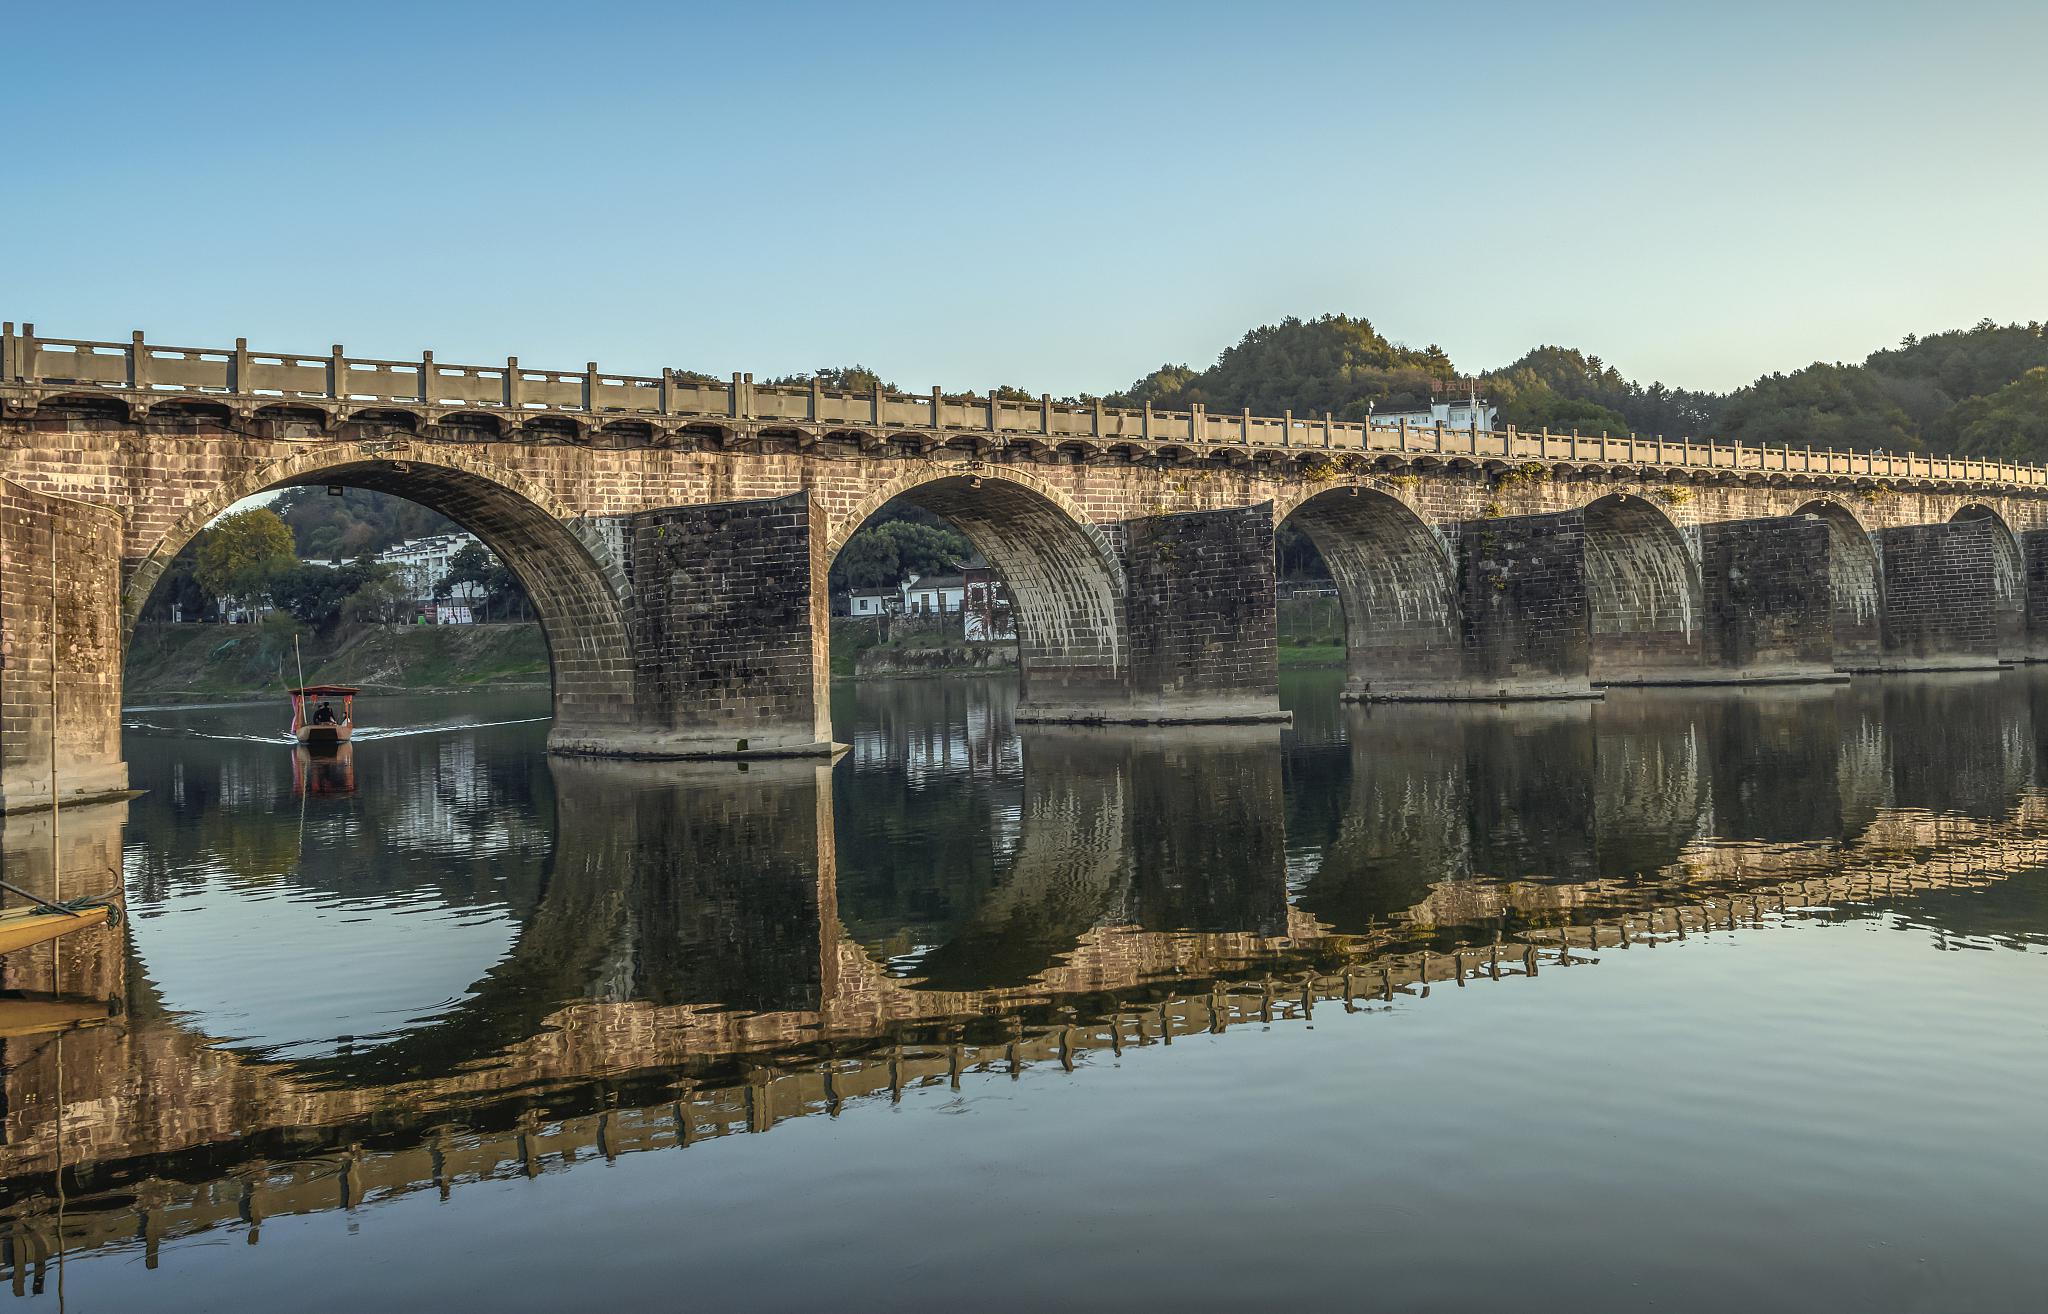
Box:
847;586;898;617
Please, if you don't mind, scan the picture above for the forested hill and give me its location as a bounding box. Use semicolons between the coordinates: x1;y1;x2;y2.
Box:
1718;322;2048;457
273;487;459;558
1106;314;2048;461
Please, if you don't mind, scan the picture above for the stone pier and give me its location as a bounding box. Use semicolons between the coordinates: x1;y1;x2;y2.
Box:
0;479;127;812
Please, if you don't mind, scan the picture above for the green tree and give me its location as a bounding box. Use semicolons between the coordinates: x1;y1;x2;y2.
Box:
763;365;895;393
1932;367;2048;458
341;575;412;626
1108;315;1453;421
828;518;975;593
139;553;214;622
269;559;392;629
193;508;297;617
1718;363;1918;450
436;542;532;621
1482;346;1718;438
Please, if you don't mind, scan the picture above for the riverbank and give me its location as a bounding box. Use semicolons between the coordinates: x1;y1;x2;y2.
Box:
123;622;550;702
128;605;1341;702
829;619;1018;680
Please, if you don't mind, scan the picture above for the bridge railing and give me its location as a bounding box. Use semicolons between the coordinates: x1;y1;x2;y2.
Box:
6;322;2045;489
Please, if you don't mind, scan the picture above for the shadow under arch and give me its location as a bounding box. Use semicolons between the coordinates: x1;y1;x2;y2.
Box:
1280;486;1456;699
828;470;1126;716
123;449;635;745
1951;504;2024;659
1794;499;1883;665
1581;492;1703;683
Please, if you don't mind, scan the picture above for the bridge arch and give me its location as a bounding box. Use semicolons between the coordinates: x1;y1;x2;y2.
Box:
1794;499;1883;664
828;465;1126;710
1277;485;1457;699
1580;492;1703;682
1951;504;2024;658
125;445;635;741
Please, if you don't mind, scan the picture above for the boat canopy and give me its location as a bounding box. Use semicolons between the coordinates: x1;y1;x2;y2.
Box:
288;685;361;696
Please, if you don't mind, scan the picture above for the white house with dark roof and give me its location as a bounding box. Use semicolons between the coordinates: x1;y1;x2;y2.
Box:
901;572;966;616
848;586;898;617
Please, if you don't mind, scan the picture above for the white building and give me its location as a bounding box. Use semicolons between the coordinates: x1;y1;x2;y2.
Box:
901;572;966;616
848;587;898;617
1372;399;1499;433
377;533;487;616
899;560;1016;640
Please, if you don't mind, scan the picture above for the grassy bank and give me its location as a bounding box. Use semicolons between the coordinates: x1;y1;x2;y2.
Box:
118;602;1341;701
829;619;1018;680
124;622;549;702
1277;594;1345;668
1279;641;1345;668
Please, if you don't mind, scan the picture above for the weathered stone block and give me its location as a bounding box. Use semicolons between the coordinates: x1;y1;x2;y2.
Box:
557;491;833;757
1119;504;1283;722
1698;515;1836;680
1453;511;1596;699
1874;520;1999;669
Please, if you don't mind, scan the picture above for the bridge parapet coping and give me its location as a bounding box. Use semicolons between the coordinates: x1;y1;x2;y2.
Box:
7;322;2045;492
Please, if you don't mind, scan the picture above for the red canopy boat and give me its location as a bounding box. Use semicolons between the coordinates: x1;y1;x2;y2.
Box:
289;685;358;746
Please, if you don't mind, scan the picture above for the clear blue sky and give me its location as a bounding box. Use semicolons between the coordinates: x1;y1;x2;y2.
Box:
9;1;2043;396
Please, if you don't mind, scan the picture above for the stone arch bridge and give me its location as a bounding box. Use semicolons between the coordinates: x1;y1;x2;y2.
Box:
6;322;2048;810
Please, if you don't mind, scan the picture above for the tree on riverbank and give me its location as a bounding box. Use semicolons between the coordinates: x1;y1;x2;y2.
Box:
192;509;296;621
829;518;974;593
437;542;535;622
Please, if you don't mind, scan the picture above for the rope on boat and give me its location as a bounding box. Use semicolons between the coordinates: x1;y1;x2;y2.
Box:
0;879;118;926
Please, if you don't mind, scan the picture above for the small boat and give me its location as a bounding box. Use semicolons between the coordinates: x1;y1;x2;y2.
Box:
290;684;359;746
0;898;120;957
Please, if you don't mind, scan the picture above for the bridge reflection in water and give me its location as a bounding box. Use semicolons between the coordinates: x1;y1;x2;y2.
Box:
2;674;2047;1287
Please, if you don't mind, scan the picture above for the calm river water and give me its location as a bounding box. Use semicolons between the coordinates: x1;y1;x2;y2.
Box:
3;671;2047;1310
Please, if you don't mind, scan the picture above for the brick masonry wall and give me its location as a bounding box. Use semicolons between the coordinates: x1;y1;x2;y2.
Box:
1875;520;1997;665
617;491;831;755
0;478;127;810
1699;516;1835;674
2024;530;2048;661
1456;511;1593;696
1120;504;1279;718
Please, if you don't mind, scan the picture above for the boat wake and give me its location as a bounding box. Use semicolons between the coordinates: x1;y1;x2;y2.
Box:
122;716;550;743
350;717;550;741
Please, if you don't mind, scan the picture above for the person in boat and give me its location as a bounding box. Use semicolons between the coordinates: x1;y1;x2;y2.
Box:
312;700;338;725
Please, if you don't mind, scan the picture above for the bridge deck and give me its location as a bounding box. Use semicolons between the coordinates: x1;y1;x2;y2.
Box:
6;322;2043;491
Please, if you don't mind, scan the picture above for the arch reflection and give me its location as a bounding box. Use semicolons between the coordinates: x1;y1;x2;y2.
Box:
3;672;2048;1280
